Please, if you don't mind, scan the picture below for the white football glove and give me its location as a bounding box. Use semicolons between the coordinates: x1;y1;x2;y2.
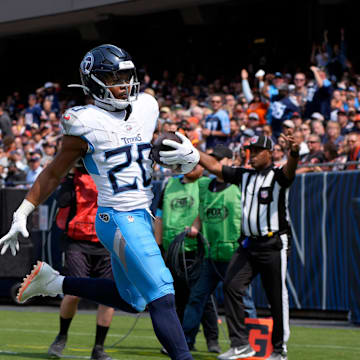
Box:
0;199;35;256
159;132;200;166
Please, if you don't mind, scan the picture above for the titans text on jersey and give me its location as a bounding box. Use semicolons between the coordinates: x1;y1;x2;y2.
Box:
61;93;159;211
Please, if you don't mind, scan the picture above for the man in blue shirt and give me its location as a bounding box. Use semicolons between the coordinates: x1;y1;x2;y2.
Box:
203;95;230;149
25;154;43;186
25;94;42;126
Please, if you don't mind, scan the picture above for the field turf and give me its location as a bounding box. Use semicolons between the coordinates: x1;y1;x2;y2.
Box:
0;309;359;359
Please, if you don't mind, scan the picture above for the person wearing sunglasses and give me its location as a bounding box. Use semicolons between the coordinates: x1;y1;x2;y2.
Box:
203;95;231;150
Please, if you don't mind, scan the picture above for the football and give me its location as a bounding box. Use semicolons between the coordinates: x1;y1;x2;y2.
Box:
151;131;182;168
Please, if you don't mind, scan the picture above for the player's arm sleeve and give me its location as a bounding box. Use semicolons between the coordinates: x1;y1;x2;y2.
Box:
222;166;246;185
61;109;88;138
275;167;294;188
61;108;93;153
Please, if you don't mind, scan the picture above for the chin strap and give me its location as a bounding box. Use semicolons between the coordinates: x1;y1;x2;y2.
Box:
94;100;117;112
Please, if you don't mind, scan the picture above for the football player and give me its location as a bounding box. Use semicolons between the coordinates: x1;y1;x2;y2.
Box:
0;44;199;360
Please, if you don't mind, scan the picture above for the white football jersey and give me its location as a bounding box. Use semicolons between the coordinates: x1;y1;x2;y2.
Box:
61;93;159;211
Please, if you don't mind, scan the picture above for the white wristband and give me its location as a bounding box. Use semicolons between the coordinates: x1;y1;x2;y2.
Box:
15;199;36;218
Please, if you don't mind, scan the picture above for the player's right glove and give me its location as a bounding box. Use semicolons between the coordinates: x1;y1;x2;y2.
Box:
0;199;35;256
159;132;200;166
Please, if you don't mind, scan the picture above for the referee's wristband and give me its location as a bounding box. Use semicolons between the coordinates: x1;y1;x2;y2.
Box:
290;150;300;158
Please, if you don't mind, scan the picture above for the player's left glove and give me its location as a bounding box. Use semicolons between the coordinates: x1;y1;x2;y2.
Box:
0;199;35;256
159;132;200;166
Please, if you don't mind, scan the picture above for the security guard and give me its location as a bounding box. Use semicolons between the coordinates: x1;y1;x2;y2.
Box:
196;134;299;360
154;164;220;353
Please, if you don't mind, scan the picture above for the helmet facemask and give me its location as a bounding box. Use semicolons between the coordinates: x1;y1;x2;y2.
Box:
81;67;140;110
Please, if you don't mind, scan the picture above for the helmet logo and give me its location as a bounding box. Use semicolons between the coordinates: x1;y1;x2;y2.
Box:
81;53;94;75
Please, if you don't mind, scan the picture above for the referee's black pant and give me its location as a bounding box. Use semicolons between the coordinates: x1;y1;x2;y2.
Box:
223;233;290;354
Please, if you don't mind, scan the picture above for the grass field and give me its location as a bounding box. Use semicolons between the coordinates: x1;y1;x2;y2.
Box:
0;309;359;360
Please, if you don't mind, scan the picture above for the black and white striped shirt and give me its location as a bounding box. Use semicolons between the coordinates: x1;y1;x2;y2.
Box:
222;165;294;237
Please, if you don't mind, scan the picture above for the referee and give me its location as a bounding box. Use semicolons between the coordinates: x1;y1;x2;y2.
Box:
197;134;299;360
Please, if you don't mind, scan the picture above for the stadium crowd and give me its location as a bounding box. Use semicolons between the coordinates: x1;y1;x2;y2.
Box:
1;31;360;187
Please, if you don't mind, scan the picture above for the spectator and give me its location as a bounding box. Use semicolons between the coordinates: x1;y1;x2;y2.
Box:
246;112;263;135
246;93;269;126
0;147;8;168
299;122;312;141
352;112;360;133
224;94;236;119
5;161;27;187
319;142;346;171
346;133;360;170
226;119;242;156
348;109;357;125
290;112;303;129
282;120;295;137
25;94;42;126
158;107;172;128
272;144;287;167
293;72;308;113
189;106;204;124
41;142;57;166
324;121;344;147
311;120;326;143
310;41;328;69
269;84;301;138
330;89;344;111
8;149;27;172
263;124;276;144
36;81;60;113
297;134;325;174
203;95;230;149
337;110;354;135
25;154;43;185
261;72;284;102
292;130;309;158
324;28;348;81
0;106;13;138
241;69;268;125
305;66;333;120
310;112;325;122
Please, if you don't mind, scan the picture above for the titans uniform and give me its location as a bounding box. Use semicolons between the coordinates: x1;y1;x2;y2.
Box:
61;93;174;311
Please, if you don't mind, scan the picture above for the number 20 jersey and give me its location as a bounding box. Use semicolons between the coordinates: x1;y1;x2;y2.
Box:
61;93;159;212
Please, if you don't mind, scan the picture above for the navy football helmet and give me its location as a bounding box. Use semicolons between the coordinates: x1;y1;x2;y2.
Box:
70;44;140;111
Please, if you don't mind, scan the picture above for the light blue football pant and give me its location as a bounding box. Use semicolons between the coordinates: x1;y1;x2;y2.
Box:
95;207;174;312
